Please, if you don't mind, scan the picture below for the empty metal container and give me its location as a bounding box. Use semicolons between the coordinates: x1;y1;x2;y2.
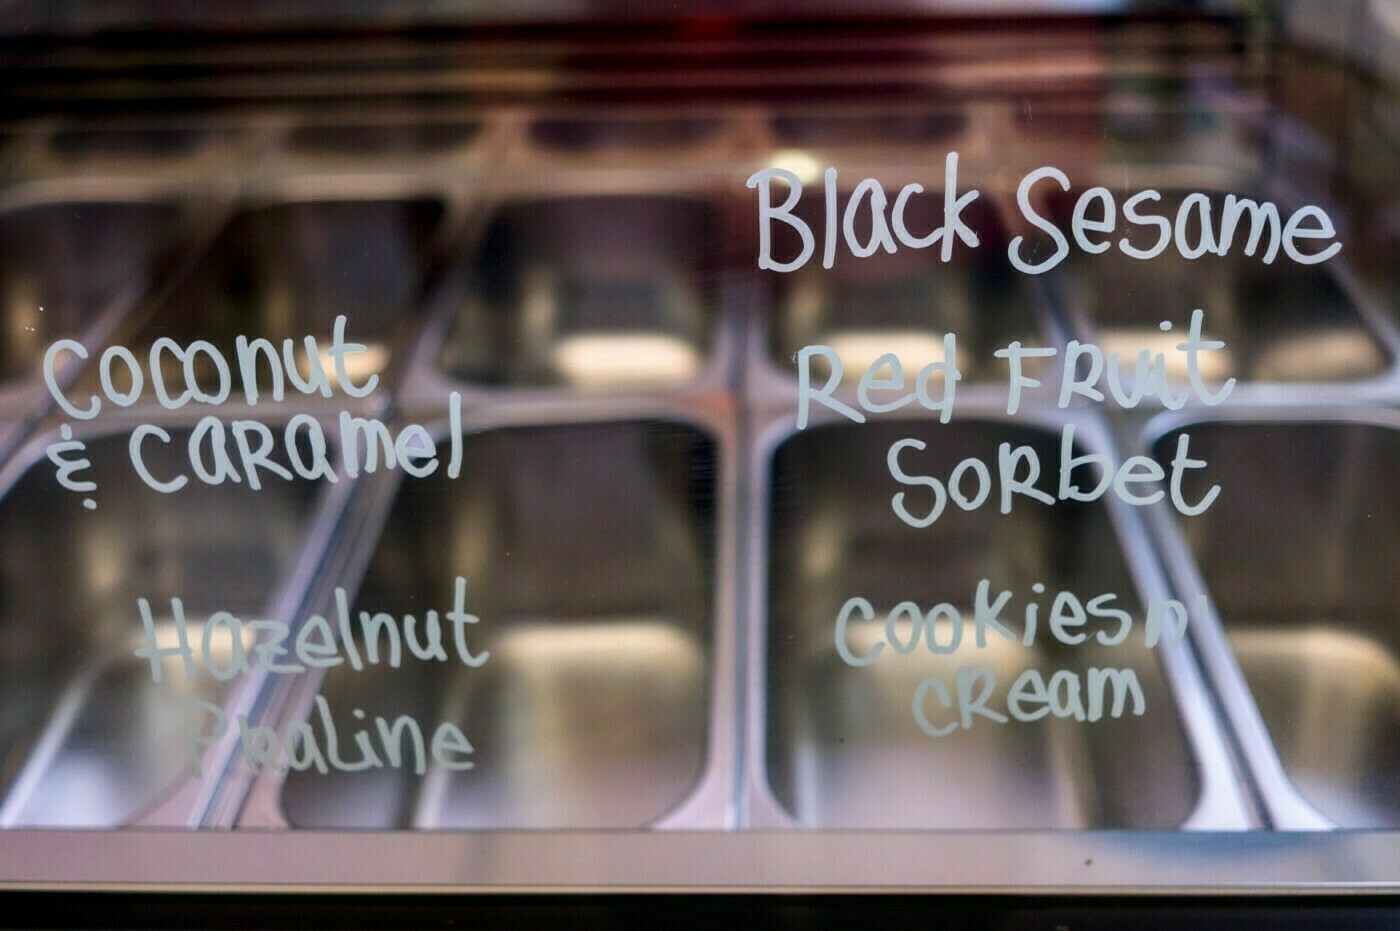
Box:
437;196;720;392
528;115;726;154
267;419;720;829
25;123;253;185
1048;188;1397;393
771;111;967;148
1148;412;1400;828
120;198;445;405
755;413;1235;829
286;121;481;160
0;199;180;394
764;194;1046;388
0;424;328;827
47;127;215;164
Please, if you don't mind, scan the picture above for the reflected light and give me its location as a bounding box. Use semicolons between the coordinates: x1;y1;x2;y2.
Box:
766;149;824;186
496;622;701;666
147;620;258;687
1099;328;1234;384
1253;330;1384;382
551;333;699;387
294;343;391;385
824;329;959;382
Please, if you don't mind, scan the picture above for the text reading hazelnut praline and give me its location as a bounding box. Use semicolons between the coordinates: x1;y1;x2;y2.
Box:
135;577;486;777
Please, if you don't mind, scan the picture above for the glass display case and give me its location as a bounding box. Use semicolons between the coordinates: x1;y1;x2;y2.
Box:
0;0;1398;902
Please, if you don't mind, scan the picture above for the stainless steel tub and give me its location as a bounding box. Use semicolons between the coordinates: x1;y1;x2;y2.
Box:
113;197;446;409
775;196;1039;376
748;191;1055;409
23;122;254;185
286;121;482;160
434;195;725;394
498;109;749;184
746;407;1251;829
770;111;967;148
1145;410;1400;829
1007;97;1264;174
47;127;216;164
0;421;340;827
1044;187;1400;400
0;199;180;394
529;115;726;154
246;416;727;829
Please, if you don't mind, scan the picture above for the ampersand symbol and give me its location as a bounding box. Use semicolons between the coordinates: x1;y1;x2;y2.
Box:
45;424;97;509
